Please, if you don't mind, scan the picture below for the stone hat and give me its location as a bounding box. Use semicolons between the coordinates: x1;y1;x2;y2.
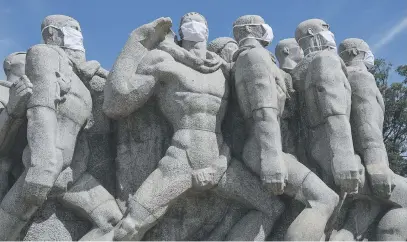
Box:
207;37;237;53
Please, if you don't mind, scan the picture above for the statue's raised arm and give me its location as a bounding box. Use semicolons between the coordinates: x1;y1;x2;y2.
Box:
103;17;173;119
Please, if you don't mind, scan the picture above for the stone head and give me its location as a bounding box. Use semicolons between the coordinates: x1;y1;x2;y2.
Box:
3;52;26;83
275;38;304;71
41;15;85;63
339;38;374;68
179;12;209;46
233;15;272;47
295;19;336;55
207;37;238;63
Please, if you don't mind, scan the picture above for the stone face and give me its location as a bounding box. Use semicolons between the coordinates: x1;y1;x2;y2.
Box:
0;14;403;242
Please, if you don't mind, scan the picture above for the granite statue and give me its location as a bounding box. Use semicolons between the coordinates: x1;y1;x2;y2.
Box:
0;11;404;242
144;37;245;241
0;14;92;240
0;52;31;201
275;38;303;157
233;15;339;241
100;13;285;241
0;15;124;241
292;19;363;194
330;38;407;241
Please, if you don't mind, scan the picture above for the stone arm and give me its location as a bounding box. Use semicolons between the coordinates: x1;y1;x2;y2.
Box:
376;87;385;114
0;109;25;156
239;48;286;193
103;17;172;119
0;76;32;155
350;71;392;196
306;52;360;193
23;44;62;204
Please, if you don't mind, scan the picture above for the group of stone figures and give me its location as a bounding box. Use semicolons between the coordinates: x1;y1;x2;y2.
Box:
0;12;406;241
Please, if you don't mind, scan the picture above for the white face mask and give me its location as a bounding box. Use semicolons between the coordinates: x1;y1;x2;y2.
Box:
42;25;85;52
363;50;375;69
180;21;208;42
234;23;274;45
319;30;336;49
298;30;337;52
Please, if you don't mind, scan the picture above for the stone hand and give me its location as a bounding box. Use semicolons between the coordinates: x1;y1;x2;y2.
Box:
112;217;140;241
192;167;217;191
77;60;101;81
261;162;288;195
336;170;360;195
366;164;395;198
130;17;173;50
6;75;33;118
90;203;123;233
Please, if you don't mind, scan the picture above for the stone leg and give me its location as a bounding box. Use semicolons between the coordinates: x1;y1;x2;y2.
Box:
0;157;12;201
215;159;285;241
330;199;381;241
225;210;275;241
376;208;407;241
205;203;248;241
60;173;123;241
114;146;193;241
0;171;39;240
283;153;339;241
387;174;407;207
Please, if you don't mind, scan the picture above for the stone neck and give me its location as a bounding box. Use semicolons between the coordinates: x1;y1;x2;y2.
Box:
279;58;297;71
302;45;334;56
182;40;207;59
347;59;367;70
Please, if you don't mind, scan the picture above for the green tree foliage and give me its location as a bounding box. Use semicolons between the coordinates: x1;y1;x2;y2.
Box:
371;59;407;176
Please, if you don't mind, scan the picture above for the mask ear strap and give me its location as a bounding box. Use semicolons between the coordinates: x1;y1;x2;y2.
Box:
41;25;60;35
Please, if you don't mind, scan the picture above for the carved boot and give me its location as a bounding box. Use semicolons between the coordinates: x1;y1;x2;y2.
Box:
0;207;28;240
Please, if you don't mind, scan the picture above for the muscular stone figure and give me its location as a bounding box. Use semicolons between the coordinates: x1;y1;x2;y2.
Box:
0;52;32;201
0;15;122;240
292;19;363;195
144;37;243;241
233;15;338;241
101;13;284;241
275;38;303;157
331;38;407;241
0;14;92;240
19;16;122;241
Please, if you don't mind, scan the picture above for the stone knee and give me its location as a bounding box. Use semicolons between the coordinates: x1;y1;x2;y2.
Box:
59;173;123;232
132;146;192;214
285;153;339;214
0;174;38;240
307;172;339;216
115;148;193;241
284;156;339;241
217;159;285;219
377;208;407;241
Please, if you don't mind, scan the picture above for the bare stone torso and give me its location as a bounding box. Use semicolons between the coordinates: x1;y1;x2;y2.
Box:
156;59;229;169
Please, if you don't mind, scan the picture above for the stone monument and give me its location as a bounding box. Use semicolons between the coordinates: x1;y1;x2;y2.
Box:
0;11;404;242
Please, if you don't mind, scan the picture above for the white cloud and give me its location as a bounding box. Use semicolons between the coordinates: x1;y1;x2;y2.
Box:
372;16;407;52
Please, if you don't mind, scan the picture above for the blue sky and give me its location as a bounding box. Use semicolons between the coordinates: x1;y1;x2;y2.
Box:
0;0;406;82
